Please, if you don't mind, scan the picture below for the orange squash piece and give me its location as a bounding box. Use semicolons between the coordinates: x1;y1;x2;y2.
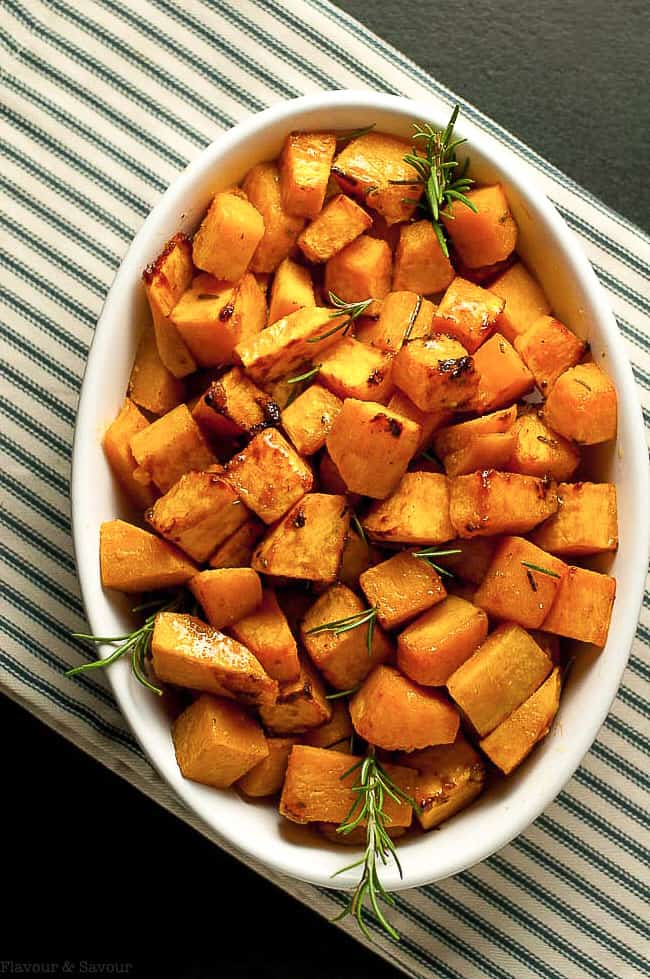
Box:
129;404;216;493
443;432;516;477
490;262;551;343
208;518;265;569
507;410;580;481
359;550;446;630
128;324;186;416
301;699;353;749
189;568;263;631
102;399;157;509
448;470;558;538
393;220;455;294
480;668;561;774
466;334;535;414
362;472;455;545
142;233;196;378
318;336;394;403
393;335;478;413
387;389;452;451
514;315;586;393
541;565;616;646
279;131;337;219
229;588;301;683
235;306;347;383
397;596;488;686
325;235;392;316
473;536;568;628
397;735;486;830
432;277;504;353
99;520;196;593
237;736;296;797
192;190;265;282
298;193;372;263
442;184;517;268
259;656;331;734
433;405;517;458
281;384;342;456
543;363;617;444
225;428;313;524
252;493;350;583
242;162;305;273
367;291;436;354
530;481;618;556
199;367;279;440
332;131;422;225
268;257;315;324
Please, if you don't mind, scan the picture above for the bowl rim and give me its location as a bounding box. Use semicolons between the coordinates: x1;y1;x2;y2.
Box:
71;89;649;891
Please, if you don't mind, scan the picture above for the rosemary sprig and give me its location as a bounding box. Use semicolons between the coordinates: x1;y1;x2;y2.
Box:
332;746;418;941
351;513;367;546
336;124;376;143
412;547;462;578
402;294;423;343
66;591;185;694
305;606;378;656
326;685;361;701
521;561;561;579
286;364;321;385
307;291;373;344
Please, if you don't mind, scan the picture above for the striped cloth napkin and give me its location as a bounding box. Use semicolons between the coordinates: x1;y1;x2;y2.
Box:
2;1;649;975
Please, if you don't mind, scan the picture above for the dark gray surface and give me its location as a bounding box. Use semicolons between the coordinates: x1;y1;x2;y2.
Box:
333;0;650;232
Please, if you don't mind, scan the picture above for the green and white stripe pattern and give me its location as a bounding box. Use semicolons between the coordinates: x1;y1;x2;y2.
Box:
1;1;649;974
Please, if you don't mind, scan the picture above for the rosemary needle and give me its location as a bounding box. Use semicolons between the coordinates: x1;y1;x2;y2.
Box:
520;561;561;579
412;547;462;578
326;685;361;701
286;364;321;385
307;292;373;343
305;606;378;657
335;124;376;143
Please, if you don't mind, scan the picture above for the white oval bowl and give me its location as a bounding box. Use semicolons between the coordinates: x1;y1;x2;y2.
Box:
72;91;648;891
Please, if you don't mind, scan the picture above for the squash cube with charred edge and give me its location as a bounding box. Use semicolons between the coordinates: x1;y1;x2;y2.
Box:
432;277;505;354
446;623;552;736
151;612;278;707
229;588;301;683
393;335;478;413
209;517;265;569
189;568;263;631
442;184;517;268
171;273;266;368
367;291;436;355
433;405;517;459
324;235;392;317
298;193;372;263
173;694;269;789
448;470;558;539
280;745;415;827
252;493;350;583
350;665;460;751
359;551;447;631
129;404;216;494
201;367;279;440
543;363;617;445
103;399;157;510
128;324;186;416
387;390;452;452
541;565;616;646
429;536;499;585
259;656;331;734
236;736;297;797
332;131;423;225
473;536;568;629
530;482;618;556
279;131;337;220
146;471;248;562
300;583;393;690
490;262;551;344
397;735;486;830
514;315;586;393
443;432;516;477
192;191;265;282
480;668;561;774
242;162;305;273
318;336;394;403
281;384;343;456
466;334;535;414
362;472;455;545
268;257;315;325
301;700;353;750
507;410;580;481
235;306;347;383
142;233;196;378
397;596;489;686
99;520;197;593
326;399;421;499
225;428;313;524
393;220;455;295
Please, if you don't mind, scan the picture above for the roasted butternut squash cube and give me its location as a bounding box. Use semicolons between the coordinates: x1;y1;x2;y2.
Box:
368;291;436;354
338;528;382;591
514;315;586;393
326;398;420;499
474;536;567;628
359;551;446;630
362;472;455;545
507;410;580;481
318;336;394;402
173;694;268;789
129;404;216;493
192;191;265;282
259;656;331;734
333;131;423;225
207;519;264;570
317;450;361;503
103;399;157;509
393;220;455;294
200;367;278;440
268;257;315;324
449;470;558;538
298;193;372;263
442;184;517;268
397;596;489;686
281;384;342;456
242;162;305;273
279;745;414;826
189;568;262;630
152;612;278;706
443;432;516;477
393;335;478;412
142;233;196;378
467;334;535;414
350;665;460;750
480;668;561;774
432;277;504;354
146;471;249;562
541;565;616;646
236;736;296;797
235;306;347;383
398;736;486;829
387;390;452;451
301;583;393;690
229;588;300;683
252;493;350;583
430;537;499;585
226;428;313;524
99;520;196;592
490;262;551;343
447;623;552;736
543;363;617;444
301;700;353;749
279;131;337;219
530;482;618;556
433;405;517;458
324;235;392;316
128;324;186;416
